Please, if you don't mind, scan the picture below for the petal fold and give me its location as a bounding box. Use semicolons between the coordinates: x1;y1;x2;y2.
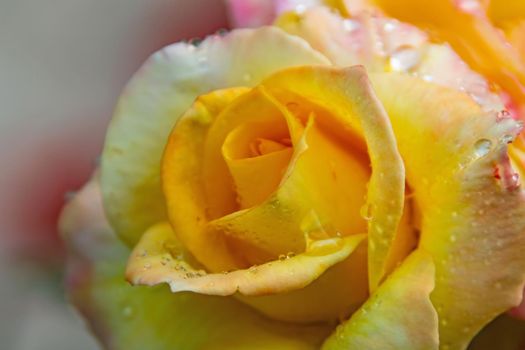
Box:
261;65;406;292
126;221;365;297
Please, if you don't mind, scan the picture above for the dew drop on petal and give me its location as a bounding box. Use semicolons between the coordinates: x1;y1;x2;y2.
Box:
360;203;372;221
243;73;252;83
389;46;421;72
473;139;492;158
342;19;360;33
122;306;134;318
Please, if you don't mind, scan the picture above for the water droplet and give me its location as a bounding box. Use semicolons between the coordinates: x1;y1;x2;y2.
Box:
64;191;76;201
383;20;397;32
122;306;134;318
242;73;252;82
473;139;492;158
216;28;228;36
335;325;344;339
295;4;307;14
360;203;372;221
143;263;151;270
441;318;449;326
500;134;514;144
496;110;511;122
389;46;421;72
278;254;287;261
286;252;296;259
189;37;203;46
455;0;481;14
342;19;360;33
249;265;258;274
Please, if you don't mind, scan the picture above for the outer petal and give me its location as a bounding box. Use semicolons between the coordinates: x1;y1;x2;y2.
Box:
261;65;406;292
59;174;331;350
371;73;525;350
275;6;504;113
372;0;525;113
126;221;365;297
322;250;439;350
101;26;330;246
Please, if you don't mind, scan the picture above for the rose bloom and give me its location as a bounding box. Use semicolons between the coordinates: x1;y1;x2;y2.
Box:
60;0;525;349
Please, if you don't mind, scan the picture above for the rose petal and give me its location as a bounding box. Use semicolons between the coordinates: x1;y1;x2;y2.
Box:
275;6;503;113
373;0;525;112
371;72;525;349
60;175;331;350
126;222;365;296
261;65;406;292
208;87;370;261
322;250;439;350
101;26;330;246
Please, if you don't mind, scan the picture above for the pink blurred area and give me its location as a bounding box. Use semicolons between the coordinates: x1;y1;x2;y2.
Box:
0;0;227;348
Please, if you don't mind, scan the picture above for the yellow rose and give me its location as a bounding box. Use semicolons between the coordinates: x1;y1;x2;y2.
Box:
60;4;525;350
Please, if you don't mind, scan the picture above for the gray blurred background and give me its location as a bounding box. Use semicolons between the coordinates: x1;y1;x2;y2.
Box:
0;1;227;348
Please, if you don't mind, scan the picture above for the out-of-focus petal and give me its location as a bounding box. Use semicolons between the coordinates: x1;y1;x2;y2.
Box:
59;175;332;350
322;250;439;350
372;0;525;113
275;7;504;113
101;26;330;246
262;65;405;292
371;73;525;350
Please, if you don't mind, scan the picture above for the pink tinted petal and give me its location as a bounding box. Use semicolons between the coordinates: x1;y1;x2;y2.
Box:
226;0;275;27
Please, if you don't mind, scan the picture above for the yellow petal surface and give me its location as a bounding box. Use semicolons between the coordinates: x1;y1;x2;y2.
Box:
262;65;405;292
101;26;330;246
126;221;365;297
371;72;525;350
59;175;331;350
238;239;369;323
209;86;370;260
163;88;249;272
322;250;439;350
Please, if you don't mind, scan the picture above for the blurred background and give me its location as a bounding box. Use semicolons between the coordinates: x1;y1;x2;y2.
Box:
0;1;227;348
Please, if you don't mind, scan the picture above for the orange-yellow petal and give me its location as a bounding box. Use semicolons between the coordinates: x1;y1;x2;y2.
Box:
163;88;249;272
126;221;365;297
262;65;405;292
